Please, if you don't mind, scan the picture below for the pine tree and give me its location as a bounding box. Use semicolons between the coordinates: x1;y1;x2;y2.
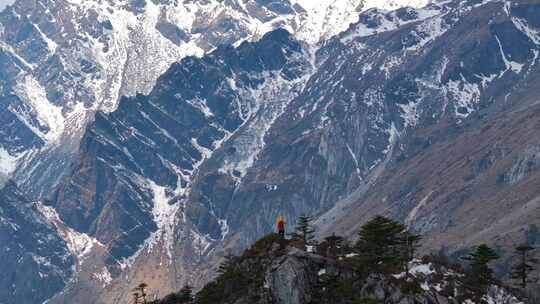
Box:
354;216;408;274
526;224;539;245
217;253;236;276
319;233;345;258
132;292;140;304
511;244;537;290
460;244;499;302
317;272;341;303
290;214;316;247
133;283;149;304
463;244;499;283
177;284;194;303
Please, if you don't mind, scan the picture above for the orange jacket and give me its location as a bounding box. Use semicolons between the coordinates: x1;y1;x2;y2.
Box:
277;216;285;232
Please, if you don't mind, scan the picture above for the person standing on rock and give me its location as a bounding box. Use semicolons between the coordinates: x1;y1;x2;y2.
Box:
277;215;286;239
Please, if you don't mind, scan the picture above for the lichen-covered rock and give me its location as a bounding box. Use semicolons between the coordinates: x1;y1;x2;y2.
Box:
266;248;327;304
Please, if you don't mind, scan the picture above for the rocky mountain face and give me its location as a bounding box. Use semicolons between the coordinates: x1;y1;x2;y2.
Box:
48;28;314;304
216;0;540;257
0;0;385;198
2;0;540;303
41;0;540;303
0;181;73;304
314;0;540;252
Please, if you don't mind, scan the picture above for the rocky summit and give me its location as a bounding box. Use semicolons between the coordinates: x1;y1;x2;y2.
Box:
152;233;524;304
1;0;540;303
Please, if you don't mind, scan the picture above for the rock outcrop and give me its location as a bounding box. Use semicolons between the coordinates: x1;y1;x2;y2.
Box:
266;248;326;304
184;235;523;304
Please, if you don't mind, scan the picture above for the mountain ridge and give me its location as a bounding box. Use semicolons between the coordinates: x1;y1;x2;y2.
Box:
0;0;425;199
44;0;540;303
2;0;540;303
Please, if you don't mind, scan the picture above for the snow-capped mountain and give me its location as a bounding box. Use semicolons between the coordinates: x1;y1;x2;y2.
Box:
43;0;540;303
0;0;429;199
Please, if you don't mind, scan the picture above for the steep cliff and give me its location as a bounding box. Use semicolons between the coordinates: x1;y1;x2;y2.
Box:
0;181;73;304
48;29;314;303
0;0;405;198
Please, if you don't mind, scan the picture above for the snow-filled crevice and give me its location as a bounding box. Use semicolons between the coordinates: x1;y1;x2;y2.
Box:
37;204;102;268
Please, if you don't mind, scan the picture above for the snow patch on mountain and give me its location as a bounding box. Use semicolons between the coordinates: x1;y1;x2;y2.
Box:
147;181;180;261
34;24;57;54
340;3;441;44
219;65;314;181
288;0;361;44
447;75;481;118
483;286;524;304
346;143;362;178
67;0;206;111
0;147;19;180
0;0;15;12
405;191;433;227
511;16;540;46
495;34;524;74
392;260;522;304
13;75;65;143
363;0;431;11
37;204;101;265
92;267;113;288
406;11;449;51
218;219;229;241
398;102;420;127
191;229;213;258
